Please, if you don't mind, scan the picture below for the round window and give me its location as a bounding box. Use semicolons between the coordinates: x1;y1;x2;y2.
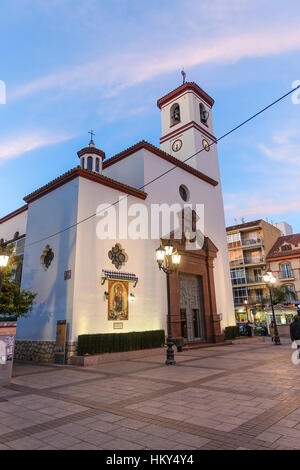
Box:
179;185;190;202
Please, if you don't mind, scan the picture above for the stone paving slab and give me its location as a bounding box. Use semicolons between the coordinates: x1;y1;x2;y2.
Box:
51;376;172;404
12;364;59;377
12;369;104;389
0;339;299;450
85;360;164;374
130;365;225;383
201;371;296;397
131;353;202;363
181;357;254;369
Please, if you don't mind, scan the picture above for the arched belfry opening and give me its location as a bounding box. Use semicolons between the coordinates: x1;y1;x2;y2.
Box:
200;102;209;124
170;103;180;126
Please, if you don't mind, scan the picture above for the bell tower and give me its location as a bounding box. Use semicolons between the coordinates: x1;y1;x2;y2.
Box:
77;132;105;175
157;81;220;181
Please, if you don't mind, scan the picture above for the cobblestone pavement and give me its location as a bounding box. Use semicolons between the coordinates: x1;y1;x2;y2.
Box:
0;338;299;450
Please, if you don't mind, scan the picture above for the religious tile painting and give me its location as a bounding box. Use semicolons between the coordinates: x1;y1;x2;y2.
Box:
108;280;128;321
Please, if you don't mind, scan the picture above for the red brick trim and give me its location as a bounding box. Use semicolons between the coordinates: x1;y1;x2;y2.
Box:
77;147;105;160
103;140;218;187
0;205;28;225
170;120;181;128
160;120;216;144
23;167;147;204
157;82;215;109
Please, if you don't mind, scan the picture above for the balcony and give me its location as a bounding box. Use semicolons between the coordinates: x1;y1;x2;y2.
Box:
234;298;248;306
247;296;270;305
231;276;264;286
247;276;263;284
241;237;263;246
234;296;270;306
243;256;265;266
230;256;266;267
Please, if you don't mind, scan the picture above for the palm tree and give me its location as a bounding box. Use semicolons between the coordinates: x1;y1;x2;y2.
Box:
271;285;296;305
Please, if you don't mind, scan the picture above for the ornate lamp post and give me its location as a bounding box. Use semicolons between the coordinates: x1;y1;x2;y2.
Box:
156;240;181;365
0;252;9;293
263;271;281;345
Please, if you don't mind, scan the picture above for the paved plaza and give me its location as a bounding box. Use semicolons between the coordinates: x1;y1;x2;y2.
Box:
0;338;300;450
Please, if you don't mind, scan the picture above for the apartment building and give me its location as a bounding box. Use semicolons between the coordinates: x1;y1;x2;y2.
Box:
266;233;300;304
226;219;281;321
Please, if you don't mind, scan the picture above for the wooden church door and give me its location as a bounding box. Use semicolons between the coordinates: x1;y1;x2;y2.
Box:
179;273;205;342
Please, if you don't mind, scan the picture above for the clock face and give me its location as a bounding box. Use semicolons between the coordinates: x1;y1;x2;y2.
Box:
172;139;183;152
202;139;210;152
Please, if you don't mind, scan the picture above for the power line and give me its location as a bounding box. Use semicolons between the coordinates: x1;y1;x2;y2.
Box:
24;84;300;248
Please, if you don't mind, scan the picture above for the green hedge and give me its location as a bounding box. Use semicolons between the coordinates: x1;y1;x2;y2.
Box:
0;316;17;322
224;325;240;340
77;329;165;355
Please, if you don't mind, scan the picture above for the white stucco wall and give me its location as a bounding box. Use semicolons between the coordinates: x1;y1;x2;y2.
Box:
100;147;235;329
0;209;28;241
17;179;79;342
142;149;235;328
160;97;219;181
71;177;167;341
103;149;145;190
158;87;234;327
13;82;234;346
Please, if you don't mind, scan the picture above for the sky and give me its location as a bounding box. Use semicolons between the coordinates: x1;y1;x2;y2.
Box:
0;0;300;232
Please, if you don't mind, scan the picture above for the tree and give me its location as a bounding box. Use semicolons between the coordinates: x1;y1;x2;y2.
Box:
272;285;296;305
0;244;36;319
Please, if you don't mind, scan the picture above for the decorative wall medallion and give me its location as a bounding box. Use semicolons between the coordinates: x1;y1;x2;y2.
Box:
40;245;54;270
108;243;128;270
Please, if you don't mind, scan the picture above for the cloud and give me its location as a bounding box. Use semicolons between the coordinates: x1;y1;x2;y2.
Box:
224;123;300;224
258;124;300;167
10;22;300;102
0;132;73;161
225;194;300;219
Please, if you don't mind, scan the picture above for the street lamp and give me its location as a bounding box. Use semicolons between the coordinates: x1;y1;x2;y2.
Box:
156;240;181;365
0;252;9;293
263;271;281;345
244;299;249;322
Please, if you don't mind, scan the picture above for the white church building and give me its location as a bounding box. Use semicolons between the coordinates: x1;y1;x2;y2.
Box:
0;81;235;362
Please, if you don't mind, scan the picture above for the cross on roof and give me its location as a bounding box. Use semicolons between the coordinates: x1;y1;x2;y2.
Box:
88;130;95;142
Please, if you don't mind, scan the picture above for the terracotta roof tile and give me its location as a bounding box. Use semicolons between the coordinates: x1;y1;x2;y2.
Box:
0;205;28;225
266;233;300;260
226;219;263;232
103;140;218;187
157;82;214;109
23;167;147;204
